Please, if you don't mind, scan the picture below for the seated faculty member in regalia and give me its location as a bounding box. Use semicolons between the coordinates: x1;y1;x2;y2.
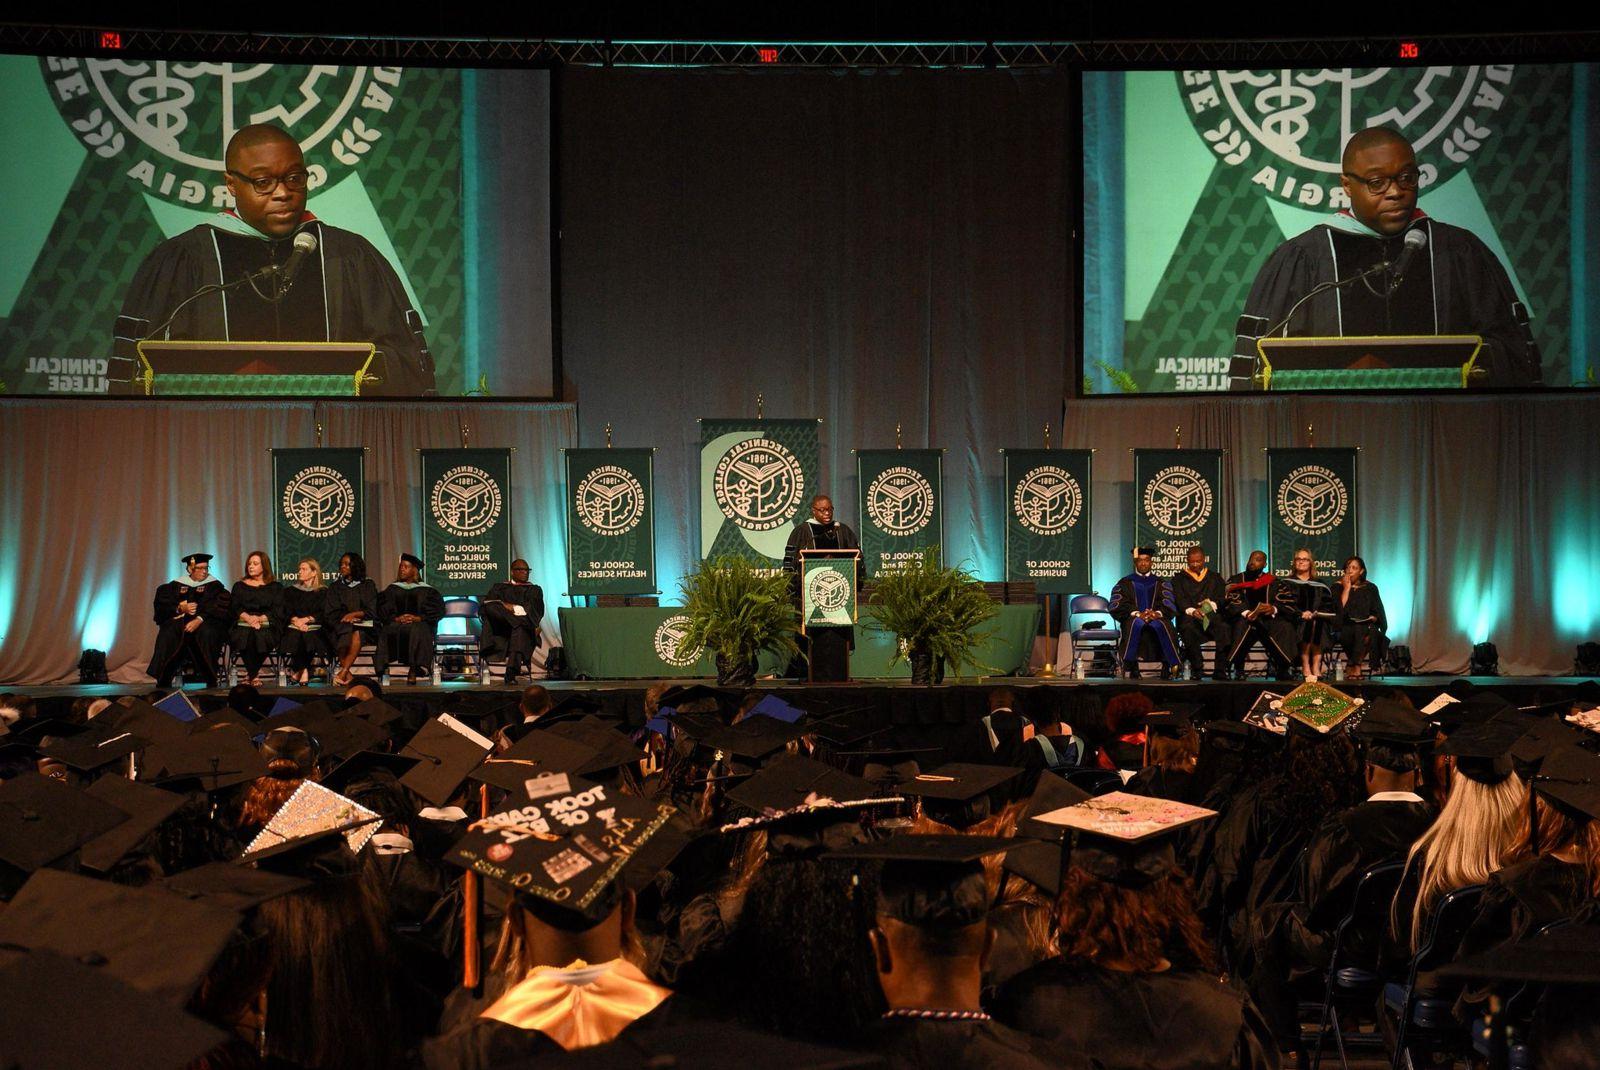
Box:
148;551;231;687
377;553;445;683
110;122;436;395
479;559;544;682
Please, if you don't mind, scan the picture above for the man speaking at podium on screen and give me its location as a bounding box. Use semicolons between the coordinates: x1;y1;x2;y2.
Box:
109;122;436;396
1230;127;1541;390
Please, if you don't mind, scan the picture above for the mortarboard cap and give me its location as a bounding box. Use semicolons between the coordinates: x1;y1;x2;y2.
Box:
240;780;381;864
725;754;878;815
1439;710;1532;783
322;750;425;794
744;694;807;725
1034;791;1217;888
142;724;268;792
257;698;340;735
896;762;1023;829
265;694;303;717
152;690;200;723
1352;698;1432;745
1510;718;1587;778
104;698;192;747
471;731;601;794
1530;744;1600;821
78;776;186;873
807;704;889;749
1145;704;1200;736
0;868;241;1005
400;552;424;570
157;860;310;911
1131;545;1155;557
657;683;737;715
515;1022;884;1069
345;696;406;726
190;707;258;735
399;715;493;806
180;552;213;567
37;722;146;773
1279;681;1363;736
833;834;1018;930
0;948;227;1070
11;718;88;747
1016;772;1091;841
0;772;129;872
1002;839;1064;896
314;713;393;763
543;716;647;776
673;713;809;762
259;725;322;775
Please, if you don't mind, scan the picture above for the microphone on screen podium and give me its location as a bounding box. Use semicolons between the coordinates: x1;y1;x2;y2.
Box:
138;229;321;343
1260;226;1429;340
1387;227;1428;288
273;230;318;298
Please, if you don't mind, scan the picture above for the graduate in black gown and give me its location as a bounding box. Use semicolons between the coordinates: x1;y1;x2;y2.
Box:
1171;546;1230;680
280;556;333;684
1109;546;1182;678
1230;127;1541;390
993;800;1278;1070
1278;549;1336;680
1332;556;1387;680
1124;707;1201;803
377;554;445;682
147;551;231;686
478;559;544;681
329;550;381;686
109;123;435;396
227;550;284;685
1223;550;1298;679
837;835;1072;1070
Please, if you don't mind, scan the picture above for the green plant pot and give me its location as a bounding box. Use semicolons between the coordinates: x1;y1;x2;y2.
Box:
716;653;756;688
909;649;945;686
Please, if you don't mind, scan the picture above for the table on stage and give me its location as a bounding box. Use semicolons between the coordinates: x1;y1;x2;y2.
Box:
557;605;1042;680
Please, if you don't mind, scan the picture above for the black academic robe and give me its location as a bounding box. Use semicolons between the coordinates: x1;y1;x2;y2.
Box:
993;959;1278;1070
1333;582;1388;669
1125;765;1196;803
110;217;436;396
478;582;544;665
1223;572;1297;672
1109;572;1181;669
782;520;860;678
1170;568;1230;676
147;577;230;684
377;582;445;674
1230;215;1542;389
279;584;333;670
861;1016;1070;1070
1276;577;1335;649
327;577;380;648
1452;856;1592;1015
1198;777;1316;963
227;580;284;673
781;519;860;574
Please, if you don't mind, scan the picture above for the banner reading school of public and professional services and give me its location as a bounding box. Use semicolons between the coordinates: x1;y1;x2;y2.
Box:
565;448;656;596
1003;449;1093;594
271;448;366;585
1266;447;1359;577
1133;449;1223;576
855;449;944;578
699;418;822;569
420;449;512;597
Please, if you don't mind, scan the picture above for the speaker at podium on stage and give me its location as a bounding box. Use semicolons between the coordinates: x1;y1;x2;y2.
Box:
784;493;861;683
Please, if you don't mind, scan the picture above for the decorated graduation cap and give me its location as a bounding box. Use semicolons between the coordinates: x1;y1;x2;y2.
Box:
446;774;678;927
725;754;879;816
1033;791;1217;888
400;552;425;570
78;776;187;873
238;782;382;878
181;552;214;567
834;834;1020;930
896;762;1024;829
1279;680;1364;737
0;948;227;1070
1438;709;1533;784
0;772;130;873
399;715;494;806
0;868;243;1005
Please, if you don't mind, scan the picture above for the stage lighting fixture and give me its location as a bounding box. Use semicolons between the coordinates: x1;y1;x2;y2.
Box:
1470;642;1500;676
78;648;108;684
1575;642;1600;676
1382;644;1413;676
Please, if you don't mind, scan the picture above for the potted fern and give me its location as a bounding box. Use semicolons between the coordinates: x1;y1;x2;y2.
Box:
868;547;997;684
676;555;801;686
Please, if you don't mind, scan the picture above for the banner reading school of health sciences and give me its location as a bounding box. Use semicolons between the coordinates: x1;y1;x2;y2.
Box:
1133;448;1223;577
856;449;944;578
1266;447;1359;577
420;449;512;597
565;447;657;596
699;418;822;569
271;448;366;585
1003;449;1093;594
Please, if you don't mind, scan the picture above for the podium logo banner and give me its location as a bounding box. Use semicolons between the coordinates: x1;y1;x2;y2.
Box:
566;448;656;596
1003;449;1092;593
699;419;821;568
1267;447;1358;576
856;449;944;578
1133;448;1223;576
272;448;366;584
802;556;858;629
421;448;512;597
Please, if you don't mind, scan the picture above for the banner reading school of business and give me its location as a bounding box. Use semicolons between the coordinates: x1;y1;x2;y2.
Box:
1133;448;1223;576
1002;449;1093;594
271;448;366;585
699;418;821;569
420;448;512;597
855;448;944;578
565;447;656;596
1266;447;1358;576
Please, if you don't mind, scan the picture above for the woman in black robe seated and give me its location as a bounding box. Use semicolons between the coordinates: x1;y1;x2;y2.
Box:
1331;556;1387;680
328;550;380;686
993;806;1278;1070
227;549;283;685
279;556;331;684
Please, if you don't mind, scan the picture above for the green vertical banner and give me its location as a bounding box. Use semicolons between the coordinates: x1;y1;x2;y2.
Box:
699;418;822;569
271;448;366;584
1003;449;1093;593
1133;448;1223;576
1266;447;1358;577
420;448;512;597
565;447;656;595
856;449;944;578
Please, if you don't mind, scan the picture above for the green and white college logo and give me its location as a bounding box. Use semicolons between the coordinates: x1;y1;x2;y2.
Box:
866;466;935;536
807;569;852;612
575;465;646;536
283;466;356;537
653;615;701;668
430;466;502;538
1012;466;1083;537
1181;66;1513;208
44;58;403;206
713;439;805;532
1143;466;1213;537
1276;466;1349;536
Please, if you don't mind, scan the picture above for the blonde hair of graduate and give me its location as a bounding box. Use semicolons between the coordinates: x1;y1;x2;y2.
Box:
1395;769;1527;949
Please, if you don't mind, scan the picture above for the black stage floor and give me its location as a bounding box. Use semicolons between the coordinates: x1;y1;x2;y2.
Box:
13;675;1596;730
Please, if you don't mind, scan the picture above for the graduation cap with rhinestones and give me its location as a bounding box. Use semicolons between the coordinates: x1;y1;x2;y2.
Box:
1280;681;1364;736
240;780;382;863
1033;791;1217;888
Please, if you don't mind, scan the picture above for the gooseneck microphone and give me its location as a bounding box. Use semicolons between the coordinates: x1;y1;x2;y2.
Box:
1261;225;1428;340
140;228;319;343
274;231;319;298
1388;228;1428;287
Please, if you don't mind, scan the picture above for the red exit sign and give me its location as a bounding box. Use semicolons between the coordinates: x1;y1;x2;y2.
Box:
757;47;779;63
99;30;123;49
1398;41;1420;59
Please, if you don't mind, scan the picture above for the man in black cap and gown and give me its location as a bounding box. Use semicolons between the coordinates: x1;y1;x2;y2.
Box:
1109;546;1181;679
377;553;445;682
147;552;231;686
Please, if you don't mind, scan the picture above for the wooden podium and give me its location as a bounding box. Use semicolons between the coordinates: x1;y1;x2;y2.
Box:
135;340;377;396
1256;335;1483;390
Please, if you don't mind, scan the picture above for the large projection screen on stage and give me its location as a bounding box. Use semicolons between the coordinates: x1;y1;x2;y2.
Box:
1079;63;1600;394
0;56;554;399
